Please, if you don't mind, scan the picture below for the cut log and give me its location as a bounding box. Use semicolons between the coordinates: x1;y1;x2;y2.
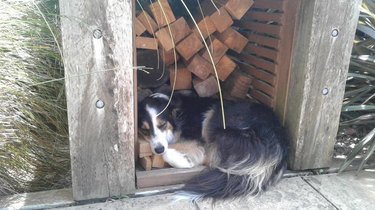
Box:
137;11;158;34
135;37;158;50
215;27;248;53
210;7;233;33
169;64;193;90
193;76;219;97
140;156;152;171
170;17;191;43
149;0;176;27
176;33;204;61
160;48;179;65
202;38;228;64
151;155;166;168
191;16;216;39
225;0;254;20
138;139;152;158
155;17;191;51
214;55;237;81
223;71;252;99
186;54;213;80
135;17;147;36
155;28;174;51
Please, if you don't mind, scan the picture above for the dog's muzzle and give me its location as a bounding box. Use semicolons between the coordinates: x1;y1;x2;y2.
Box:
154;145;165;154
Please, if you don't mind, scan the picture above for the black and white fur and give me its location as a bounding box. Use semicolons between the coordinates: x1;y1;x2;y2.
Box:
138;92;288;201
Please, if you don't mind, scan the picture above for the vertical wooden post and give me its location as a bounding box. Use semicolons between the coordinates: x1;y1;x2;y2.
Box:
285;0;361;170
59;0;136;200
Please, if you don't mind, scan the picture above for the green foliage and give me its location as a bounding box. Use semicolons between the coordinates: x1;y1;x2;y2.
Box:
339;0;375;173
0;0;70;195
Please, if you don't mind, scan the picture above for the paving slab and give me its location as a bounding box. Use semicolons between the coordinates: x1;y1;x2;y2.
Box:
303;170;375;210
57;176;334;210
0;188;73;210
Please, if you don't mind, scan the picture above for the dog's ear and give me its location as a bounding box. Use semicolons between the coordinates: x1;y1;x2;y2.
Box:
154;84;172;96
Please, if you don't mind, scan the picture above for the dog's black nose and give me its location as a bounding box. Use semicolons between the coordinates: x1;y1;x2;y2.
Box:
154;146;165;154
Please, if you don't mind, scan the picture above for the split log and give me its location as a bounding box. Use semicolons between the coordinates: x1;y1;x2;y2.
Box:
215;27;248;53
136;37;158;50
176;33;204;61
214;55;237;81
193;76;219;97
169;64;193;90
186;54;213;80
137;11;158;34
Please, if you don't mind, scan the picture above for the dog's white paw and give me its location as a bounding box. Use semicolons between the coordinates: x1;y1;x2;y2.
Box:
162;148;195;168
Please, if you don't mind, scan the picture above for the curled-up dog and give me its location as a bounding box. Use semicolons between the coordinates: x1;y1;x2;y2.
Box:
138;92;288;201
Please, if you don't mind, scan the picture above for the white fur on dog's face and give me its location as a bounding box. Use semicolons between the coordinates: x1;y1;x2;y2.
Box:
146;105;174;154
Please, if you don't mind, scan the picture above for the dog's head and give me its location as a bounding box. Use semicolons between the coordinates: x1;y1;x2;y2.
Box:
138;93;175;155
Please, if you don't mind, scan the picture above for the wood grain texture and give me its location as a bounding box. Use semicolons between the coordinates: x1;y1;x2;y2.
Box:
59;0;136;200
215;27;248;54
225;0;254;20
135;37;158;50
192;16;216;39
186;54;213;80
169;64;193;90
201;38;228;65
215;55;237;81
285;0;361;170
136;166;205;188
176;33;203;61
210;7;233;33
137;11;158;34
149;0;176;28
274;0;300;124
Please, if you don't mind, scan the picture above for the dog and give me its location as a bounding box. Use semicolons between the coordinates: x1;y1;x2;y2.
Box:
138;92;288;201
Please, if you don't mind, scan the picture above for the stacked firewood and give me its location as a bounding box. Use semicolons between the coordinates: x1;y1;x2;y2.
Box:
136;0;254;100
137;139;166;170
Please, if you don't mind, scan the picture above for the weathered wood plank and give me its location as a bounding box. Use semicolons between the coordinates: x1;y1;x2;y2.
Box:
252;0;284;10
273;0;300;123
243;11;283;23
136;166;205;188
245;44;278;61
242;22;282;37
239;54;276;74
285;0;361;170
239;63;276;85
59;0;136;200
247;34;280;49
250;89;274;107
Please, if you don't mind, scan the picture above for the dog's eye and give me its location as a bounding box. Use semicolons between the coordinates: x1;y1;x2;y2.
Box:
158;122;167;129
140;129;150;136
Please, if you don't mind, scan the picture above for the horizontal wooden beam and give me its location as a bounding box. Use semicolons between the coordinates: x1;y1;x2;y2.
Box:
136;166;205;188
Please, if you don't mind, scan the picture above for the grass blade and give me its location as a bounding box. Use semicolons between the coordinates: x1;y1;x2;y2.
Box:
356;137;375;175
338;128;375;173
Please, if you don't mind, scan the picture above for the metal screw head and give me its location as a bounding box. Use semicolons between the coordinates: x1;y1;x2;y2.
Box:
93;29;103;39
322;88;329;95
331;29;339;37
96;100;105;109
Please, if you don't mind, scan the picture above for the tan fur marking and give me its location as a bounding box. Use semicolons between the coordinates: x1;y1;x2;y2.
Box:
202;109;215;143
169;142;206;166
142;121;150;130
205;143;220;168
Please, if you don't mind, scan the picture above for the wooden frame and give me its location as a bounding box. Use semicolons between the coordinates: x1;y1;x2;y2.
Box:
59;0;361;200
59;0;136;200
285;0;361;170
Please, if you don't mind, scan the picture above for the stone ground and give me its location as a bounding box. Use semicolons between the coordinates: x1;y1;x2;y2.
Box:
1;169;374;210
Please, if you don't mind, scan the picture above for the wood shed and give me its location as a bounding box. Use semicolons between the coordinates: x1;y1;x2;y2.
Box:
59;0;361;201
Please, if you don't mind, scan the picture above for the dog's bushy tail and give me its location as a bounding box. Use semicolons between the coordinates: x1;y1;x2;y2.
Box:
177;122;288;202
